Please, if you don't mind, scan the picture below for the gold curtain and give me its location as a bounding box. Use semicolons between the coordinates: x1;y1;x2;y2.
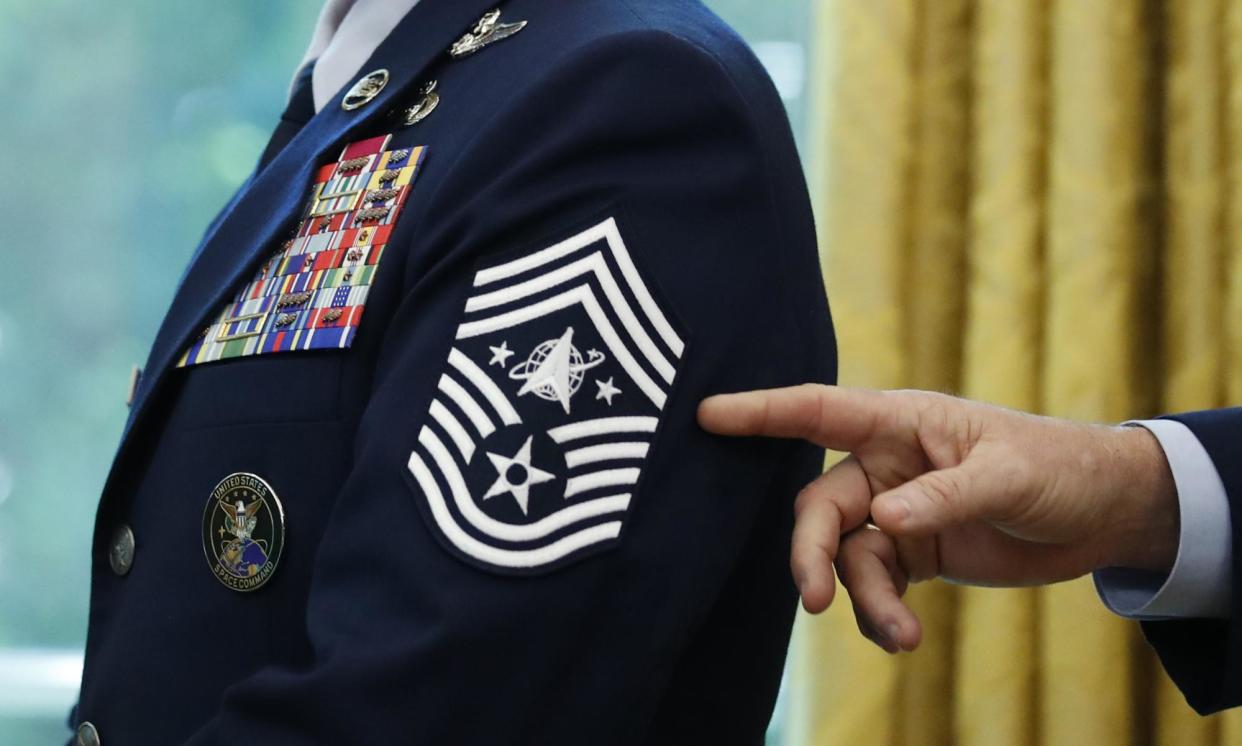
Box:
792;0;1242;743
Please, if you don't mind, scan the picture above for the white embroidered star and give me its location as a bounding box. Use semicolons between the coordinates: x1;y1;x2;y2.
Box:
488;341;515;367
595;377;622;406
482;436;555;515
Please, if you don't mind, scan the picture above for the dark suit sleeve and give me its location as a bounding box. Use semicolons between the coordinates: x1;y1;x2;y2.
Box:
182;31;834;744
1142;407;1242;714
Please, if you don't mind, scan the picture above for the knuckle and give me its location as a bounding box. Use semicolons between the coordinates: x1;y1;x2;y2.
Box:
893;538;931;584
841;526;896;569
918;470;967;515
792;482;819;516
834;541;861;577
857;526;891;553
800;382;831;398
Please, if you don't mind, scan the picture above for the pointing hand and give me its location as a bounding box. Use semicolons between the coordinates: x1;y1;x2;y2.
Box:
697;385;1178;652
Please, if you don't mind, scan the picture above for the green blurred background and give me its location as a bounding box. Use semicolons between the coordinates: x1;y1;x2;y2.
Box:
0;1;811;741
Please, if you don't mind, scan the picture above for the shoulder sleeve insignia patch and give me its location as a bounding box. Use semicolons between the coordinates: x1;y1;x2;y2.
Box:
405;217;686;574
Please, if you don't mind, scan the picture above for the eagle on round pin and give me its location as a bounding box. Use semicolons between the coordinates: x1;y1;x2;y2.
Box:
401;80;441;127
341;68;390;111
449;9;527;58
202;473;286;592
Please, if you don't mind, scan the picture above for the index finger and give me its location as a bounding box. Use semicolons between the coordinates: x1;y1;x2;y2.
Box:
697;384;889;451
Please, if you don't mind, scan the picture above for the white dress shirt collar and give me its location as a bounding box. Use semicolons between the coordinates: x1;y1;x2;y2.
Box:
297;0;424;113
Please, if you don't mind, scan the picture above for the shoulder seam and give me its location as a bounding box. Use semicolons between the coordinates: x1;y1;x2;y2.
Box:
613;0;815;352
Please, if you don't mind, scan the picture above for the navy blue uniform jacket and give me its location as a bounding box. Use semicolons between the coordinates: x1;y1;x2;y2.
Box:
1145;409;1242;715
74;0;836;743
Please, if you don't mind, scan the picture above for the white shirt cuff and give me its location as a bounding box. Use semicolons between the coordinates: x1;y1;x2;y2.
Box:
1094;419;1233;620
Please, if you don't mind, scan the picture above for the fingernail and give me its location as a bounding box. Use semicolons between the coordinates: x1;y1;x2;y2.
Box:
885;623;901;646
867;628;893;651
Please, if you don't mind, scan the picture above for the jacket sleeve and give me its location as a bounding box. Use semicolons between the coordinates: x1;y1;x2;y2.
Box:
184;30;835;744
1142;407;1242;714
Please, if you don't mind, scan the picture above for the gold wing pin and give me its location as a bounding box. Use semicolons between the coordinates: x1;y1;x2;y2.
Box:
449;9;527;58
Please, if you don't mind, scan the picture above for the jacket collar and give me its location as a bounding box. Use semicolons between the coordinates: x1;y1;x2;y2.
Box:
121;0;503;441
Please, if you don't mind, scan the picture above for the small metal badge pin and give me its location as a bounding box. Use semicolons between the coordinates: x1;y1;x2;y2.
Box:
338;155;371;173
450;9;527;58
367;187;400;203
353;206;391;225
202;473;286;593
401;80;441;127
342;69;390;111
277;291;313;309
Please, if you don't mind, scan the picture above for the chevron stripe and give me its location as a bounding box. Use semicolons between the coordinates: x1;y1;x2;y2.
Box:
470;217;684;357
464;251;677;382
547;416;659;443
436;375;495;437
447;348;522;426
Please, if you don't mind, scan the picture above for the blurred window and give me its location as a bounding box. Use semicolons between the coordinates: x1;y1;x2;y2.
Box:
0;2;810;742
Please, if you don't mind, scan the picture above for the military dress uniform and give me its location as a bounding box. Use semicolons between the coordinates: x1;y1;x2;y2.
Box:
73;0;835;743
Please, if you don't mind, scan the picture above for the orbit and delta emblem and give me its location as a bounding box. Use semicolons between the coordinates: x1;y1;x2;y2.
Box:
506;327;606;413
202;473;286;592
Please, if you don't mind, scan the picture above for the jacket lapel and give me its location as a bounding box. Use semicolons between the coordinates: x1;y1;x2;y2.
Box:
123;0;501;442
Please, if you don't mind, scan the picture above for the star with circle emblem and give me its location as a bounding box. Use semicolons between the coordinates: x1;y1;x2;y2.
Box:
595;377;622;405
482;436;555;515
507;327;606;414
488;341;515;367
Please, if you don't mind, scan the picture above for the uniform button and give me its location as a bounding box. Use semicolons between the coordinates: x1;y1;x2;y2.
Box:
75;721;100;746
108;524;135;576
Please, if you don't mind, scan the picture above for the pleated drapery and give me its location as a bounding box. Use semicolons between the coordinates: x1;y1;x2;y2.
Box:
792;1;1242;743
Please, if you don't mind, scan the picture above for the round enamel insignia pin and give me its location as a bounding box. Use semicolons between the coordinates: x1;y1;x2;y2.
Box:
202;473;286;592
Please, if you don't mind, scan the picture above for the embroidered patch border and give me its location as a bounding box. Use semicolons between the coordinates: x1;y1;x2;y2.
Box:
178;136;427;367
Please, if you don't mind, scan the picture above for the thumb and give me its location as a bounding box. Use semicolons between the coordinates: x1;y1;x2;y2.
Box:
870;459;1015;537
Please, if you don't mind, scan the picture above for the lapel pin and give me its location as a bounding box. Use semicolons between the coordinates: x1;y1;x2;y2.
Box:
450;9;527;58
342;69;390;111
401;80;441;126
